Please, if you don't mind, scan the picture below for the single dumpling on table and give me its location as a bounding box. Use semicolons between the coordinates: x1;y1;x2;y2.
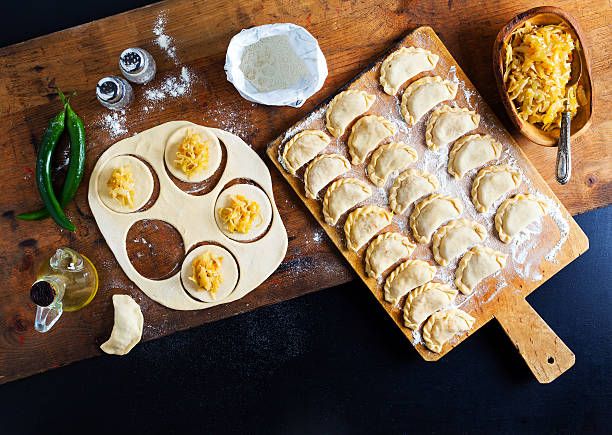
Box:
422;308;475;353
447;134;502;179
495;193;549;243
389;169;439;215
347;115;395;164
454;246;507;295
409;194;463;244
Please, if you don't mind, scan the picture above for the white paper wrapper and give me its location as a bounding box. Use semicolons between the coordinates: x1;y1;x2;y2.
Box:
224;23;328;108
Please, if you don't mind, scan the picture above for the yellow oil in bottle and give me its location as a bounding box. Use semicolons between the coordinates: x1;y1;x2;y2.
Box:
36;252;99;311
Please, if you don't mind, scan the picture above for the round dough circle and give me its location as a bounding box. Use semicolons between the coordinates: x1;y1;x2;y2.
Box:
181;244;239;303
164;125;222;182
215;183;273;242
97;155;154;213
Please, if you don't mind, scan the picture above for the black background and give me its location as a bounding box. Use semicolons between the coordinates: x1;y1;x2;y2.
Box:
1;2;611;434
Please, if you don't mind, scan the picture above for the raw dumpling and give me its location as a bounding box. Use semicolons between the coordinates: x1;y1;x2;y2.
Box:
322;178;372;225
282;130;331;174
410;194;463;244
403;282;457;330
495;193;549;243
367;142;418;187
422;308;475;353
364;232;415;278
455;246;507;294
384;259;436;305
326;90;376;138
471;165;522;213
448;134;502;179
347;115;395;164
432;219;487;266
400;76;458;125
389;169;439;214
303;154;351;199
344;206;393;252
379;46;439;95
100;294;144;356
425;105;480;151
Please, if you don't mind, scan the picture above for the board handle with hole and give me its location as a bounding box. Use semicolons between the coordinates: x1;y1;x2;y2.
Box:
494;292;575;383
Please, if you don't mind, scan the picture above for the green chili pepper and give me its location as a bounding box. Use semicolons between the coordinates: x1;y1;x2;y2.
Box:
17;94;75;231
18;90;86;223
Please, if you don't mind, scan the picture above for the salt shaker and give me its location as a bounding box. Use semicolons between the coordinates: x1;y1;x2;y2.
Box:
119;47;156;84
96;76;134;110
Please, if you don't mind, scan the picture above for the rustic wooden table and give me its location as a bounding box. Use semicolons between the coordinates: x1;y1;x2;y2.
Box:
0;0;610;385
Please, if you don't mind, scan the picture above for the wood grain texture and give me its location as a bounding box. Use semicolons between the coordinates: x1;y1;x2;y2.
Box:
0;0;607;384
267;26;589;381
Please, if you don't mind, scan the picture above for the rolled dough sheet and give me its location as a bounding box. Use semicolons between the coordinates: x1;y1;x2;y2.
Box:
88;121;288;310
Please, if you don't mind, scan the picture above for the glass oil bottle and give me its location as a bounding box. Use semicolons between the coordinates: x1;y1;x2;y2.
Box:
30;247;99;332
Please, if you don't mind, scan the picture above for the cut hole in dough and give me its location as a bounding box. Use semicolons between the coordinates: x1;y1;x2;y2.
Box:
215;183;273;242
164;125;222;183
181;244;239;303
98;155;154;213
126;219;185;280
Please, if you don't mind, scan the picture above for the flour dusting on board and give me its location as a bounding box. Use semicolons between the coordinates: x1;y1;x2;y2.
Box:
273;28;572;351
93;10;197;139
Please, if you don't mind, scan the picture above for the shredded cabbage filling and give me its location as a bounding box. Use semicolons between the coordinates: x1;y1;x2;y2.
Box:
218;194;262;234
503;22;585;131
189;250;223;298
174;131;210;179
107;165;136;208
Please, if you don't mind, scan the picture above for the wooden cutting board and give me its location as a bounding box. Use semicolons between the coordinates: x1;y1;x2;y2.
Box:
267;26;589;383
0;0;608;385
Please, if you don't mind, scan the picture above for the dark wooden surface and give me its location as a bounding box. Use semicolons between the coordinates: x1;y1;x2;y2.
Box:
0;0;610;385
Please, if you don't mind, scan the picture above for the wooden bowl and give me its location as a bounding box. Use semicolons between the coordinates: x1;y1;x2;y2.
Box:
492;6;593;146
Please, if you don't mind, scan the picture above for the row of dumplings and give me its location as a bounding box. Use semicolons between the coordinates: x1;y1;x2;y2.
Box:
279;45;549;353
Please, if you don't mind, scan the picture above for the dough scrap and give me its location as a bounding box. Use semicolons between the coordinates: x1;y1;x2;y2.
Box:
400;76;458;125
100;294;144;356
495;193;549;243
364;232;415;278
303;154;351;199
367;142;418;187
471;165;522;213
389;169;439;215
448;134;502;179
383;259;436;305
98;155;154;214
326;90;376;138
281;130;330;174
422;308;475;353
455;246;507;294
425;105;480;151
410;194;463;244
165;125;222;182
403;282;457;330
379;46;439;95
322;178;372;225
347;115;395;164
344;206;393;252
432;219;487;266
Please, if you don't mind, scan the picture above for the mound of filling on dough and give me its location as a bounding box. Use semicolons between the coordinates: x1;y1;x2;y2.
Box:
107;165;135;208
219;194;261;234
174;130;210;179
189;250;223;298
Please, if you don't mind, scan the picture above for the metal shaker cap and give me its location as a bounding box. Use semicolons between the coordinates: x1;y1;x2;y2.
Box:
96;76;125;104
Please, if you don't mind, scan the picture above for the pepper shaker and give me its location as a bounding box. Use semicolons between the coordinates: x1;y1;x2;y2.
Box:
96;76;134;110
119;47;156;84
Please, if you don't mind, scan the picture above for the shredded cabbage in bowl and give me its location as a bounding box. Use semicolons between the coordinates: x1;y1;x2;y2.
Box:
503;22;586;132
